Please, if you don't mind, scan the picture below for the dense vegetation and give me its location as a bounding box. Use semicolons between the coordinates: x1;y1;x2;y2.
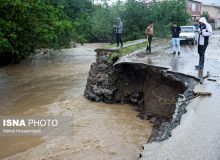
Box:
0;0;190;65
201;11;215;23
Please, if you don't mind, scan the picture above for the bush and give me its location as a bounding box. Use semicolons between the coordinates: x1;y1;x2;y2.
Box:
0;0;75;65
0;0;191;65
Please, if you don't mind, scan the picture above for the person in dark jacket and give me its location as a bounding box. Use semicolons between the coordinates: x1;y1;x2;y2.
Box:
195;17;212;70
113;17;123;48
171;22;181;55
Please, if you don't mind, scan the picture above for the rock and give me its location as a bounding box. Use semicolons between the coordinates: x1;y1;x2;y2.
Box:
104;94;112;101
146;112;154;119
87;77;97;85
96;74;101;78
93;89;102;96
96;55;108;64
98;63;108;70
101;89;113;95
86;92;97;101
89;69;97;77
149;117;157;124
129;92;142;104
108;70;114;75
138;113;146;120
144;115;151;120
131;93;141;99
95;96;101;102
130;98;139;103
107;58;113;64
120;96;125;104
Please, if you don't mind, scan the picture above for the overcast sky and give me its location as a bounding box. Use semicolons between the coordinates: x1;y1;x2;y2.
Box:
198;0;220;6
96;0;220;6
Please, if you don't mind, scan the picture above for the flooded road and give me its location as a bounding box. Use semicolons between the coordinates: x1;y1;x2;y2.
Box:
0;44;152;159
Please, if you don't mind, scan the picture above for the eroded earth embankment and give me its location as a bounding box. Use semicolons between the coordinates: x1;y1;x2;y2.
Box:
84;49;198;142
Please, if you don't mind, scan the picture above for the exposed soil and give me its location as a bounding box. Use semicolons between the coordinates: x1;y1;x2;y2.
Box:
84;49;198;143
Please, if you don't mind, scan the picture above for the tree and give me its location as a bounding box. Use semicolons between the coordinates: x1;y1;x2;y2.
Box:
122;0;149;40
0;0;75;65
149;0;190;37
0;0;191;65
201;11;214;23
53;0;94;42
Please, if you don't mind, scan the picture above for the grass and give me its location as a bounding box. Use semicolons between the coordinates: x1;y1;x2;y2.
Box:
103;40;141;49
109;41;147;60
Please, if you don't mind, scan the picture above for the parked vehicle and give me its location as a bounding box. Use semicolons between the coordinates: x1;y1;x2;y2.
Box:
180;26;198;45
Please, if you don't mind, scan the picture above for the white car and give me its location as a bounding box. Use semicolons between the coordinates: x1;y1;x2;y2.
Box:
180;26;198;45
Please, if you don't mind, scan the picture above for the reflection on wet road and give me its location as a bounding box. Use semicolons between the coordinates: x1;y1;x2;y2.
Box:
116;31;220;80
140;31;220;160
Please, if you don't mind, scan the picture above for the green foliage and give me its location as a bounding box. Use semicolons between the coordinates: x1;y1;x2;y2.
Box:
201;11;214;23
143;0;190;37
89;4;119;42
201;11;210;21
0;0;191;65
109;42;146;60
122;0;149;40
54;0;94;43
90;0;190;41
0;0;75;64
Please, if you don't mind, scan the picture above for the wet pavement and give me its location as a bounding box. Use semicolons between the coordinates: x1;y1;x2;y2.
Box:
121;31;220;160
115;32;220;78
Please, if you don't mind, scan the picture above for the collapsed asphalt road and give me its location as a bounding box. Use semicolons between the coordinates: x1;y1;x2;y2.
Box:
136;30;220;160
85;30;220;160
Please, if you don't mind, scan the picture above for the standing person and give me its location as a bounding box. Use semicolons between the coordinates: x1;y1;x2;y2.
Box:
145;22;154;54
171;22;181;55
113;17;123;48
195;17;212;70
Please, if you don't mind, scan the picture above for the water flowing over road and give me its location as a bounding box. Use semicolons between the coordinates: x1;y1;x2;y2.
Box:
0;44;152;160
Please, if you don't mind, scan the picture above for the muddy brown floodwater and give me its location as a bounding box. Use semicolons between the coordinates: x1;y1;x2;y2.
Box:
0;44;152;160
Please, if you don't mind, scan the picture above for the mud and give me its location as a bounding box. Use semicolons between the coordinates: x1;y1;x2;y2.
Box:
0;44;153;160
84;49;198;143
